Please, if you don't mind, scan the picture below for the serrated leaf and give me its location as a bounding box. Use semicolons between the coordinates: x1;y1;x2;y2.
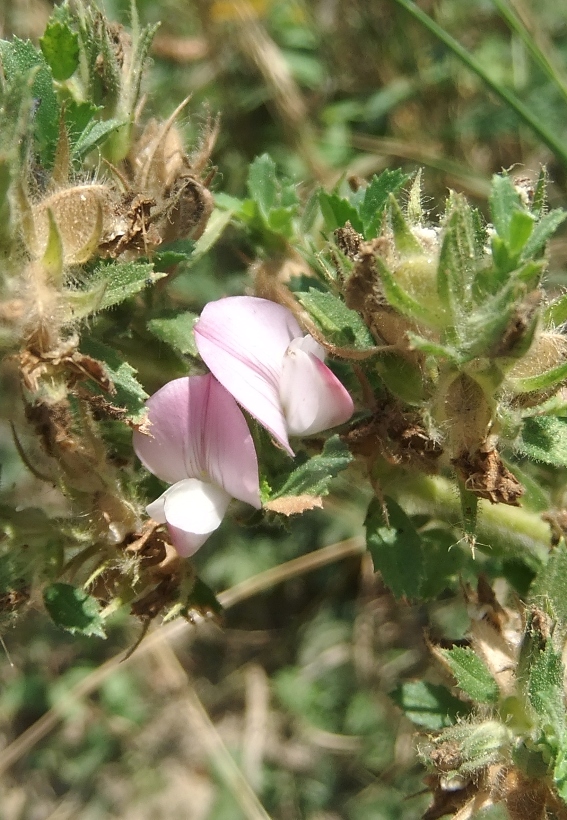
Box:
360;169;410;238
391;680;466;730
271;435;352;499
521;209;567;262
247;154;299;236
528;643;565;741
147;312;199;356
365;496;424;598
80;338;148;426
296;289;376;350
0;38;59;167
517;416;567;466
439;647;500;704
39;20;79;81
88;261;165;311
43;583;106;638
319;191;364;233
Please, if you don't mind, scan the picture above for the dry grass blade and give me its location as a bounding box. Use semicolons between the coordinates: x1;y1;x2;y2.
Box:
0;536;365;777
152;640;272;820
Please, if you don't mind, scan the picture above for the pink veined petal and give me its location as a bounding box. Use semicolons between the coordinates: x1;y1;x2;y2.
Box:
194;296;302;455
134;374;261;507
133;376;207;484
162;478;232;557
280;338;354;436
203;376;261;508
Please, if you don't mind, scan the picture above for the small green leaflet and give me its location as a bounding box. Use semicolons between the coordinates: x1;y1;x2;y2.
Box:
365;496;424;599
489;174;522;242
43;583;106;638
439;646;500;705
246;154;298;238
80;338;149;426
360;169;410;238
296;289;376;350
39;20;79;81
270;435;352;499
391;680;466;730
531;540;567;629
147;312;199;357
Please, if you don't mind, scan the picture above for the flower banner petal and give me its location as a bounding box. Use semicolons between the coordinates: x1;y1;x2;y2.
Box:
195;296;300;454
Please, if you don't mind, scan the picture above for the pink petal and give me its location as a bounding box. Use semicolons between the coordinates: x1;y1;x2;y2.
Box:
133;375;261;508
280;337;354;435
194;296;301;455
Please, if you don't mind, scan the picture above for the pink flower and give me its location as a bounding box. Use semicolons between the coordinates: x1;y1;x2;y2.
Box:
194;296;354;456
133;374;261;557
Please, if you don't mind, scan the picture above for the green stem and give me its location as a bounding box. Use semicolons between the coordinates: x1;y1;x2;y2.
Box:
391;0;567;170
396;474;551;569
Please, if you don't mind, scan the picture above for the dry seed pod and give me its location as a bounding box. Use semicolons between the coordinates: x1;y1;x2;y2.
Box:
31;185;114;266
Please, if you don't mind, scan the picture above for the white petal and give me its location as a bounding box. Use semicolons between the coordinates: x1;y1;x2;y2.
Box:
146;493;167;523
163;478;231;535
280;339;354;436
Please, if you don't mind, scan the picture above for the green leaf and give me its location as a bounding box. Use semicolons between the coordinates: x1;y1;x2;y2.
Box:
528;643;565;741
545;292;567;327
440;647;500;705
489;173;522;241
517;416;567;466
531;540;567;626
296;289;376;350
80;338;149;426
319;191;364;234
39;20;79;81
508;359;567;395
375;351;429;404
438;198;477;313
271;435;352;499
360;169;410;238
391;681;466;730
147;312;199;357
190;207;235;264
88;261;165;311
61;280;107;323
521;209;567;262
507;209;535;257
365;496;424;598
72;117;126;159
246;154;298;230
386;194;421;254
153;239;195;270
0;38;59;166
43;583;106;638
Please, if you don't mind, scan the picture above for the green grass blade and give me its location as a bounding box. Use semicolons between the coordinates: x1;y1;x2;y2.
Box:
391;0;567;170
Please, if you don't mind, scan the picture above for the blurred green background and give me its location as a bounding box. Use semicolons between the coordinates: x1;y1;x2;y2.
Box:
1;0;567;816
